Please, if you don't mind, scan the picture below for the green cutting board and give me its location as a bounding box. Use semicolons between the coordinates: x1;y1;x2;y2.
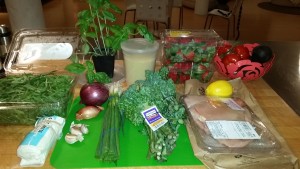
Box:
50;97;203;168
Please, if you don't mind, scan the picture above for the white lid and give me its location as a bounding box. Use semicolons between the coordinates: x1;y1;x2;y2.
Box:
121;38;159;53
3;28;79;74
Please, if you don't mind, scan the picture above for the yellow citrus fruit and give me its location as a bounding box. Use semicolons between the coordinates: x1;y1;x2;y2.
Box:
205;80;233;97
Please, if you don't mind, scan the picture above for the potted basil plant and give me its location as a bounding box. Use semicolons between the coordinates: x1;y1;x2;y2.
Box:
66;0;154;80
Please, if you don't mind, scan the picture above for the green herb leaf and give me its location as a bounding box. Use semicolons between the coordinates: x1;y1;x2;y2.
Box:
86;32;97;38
86;70;95;84
85;60;95;71
94;72;111;83
109;3;122;14
82;43;90;54
69;54;79;63
102;11;116;22
64;63;86;74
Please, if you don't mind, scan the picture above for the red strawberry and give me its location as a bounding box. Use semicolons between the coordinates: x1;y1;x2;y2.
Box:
201;70;213;83
173;63;182;70
179;37;192;44
181;62;192;73
164;59;171;65
197;64;208;72
193;38;202;43
168;70;178;82
165;36;178;43
184;51;195;61
179;74;190;83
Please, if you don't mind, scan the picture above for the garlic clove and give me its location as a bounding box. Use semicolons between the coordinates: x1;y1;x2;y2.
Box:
70;121;80;128
80;124;89;134
70;125;83;136
65;133;79;144
77;134;84;142
65;133;85;144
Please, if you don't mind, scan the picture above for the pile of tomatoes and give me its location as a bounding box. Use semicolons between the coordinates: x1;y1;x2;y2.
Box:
214;42;274;81
217;44;250;66
217;43;273;66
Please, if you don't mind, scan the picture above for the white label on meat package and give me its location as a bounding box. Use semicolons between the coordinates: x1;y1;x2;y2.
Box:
222;98;244;111
141;106;168;131
206;121;261;139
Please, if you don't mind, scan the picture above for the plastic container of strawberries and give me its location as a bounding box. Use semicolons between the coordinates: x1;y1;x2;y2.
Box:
161;29;222;83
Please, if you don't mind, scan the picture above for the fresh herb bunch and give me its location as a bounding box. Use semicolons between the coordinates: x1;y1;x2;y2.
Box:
65;58;111;84
0;72;74;124
118;67;185;162
0;72;73;102
77;0;154;56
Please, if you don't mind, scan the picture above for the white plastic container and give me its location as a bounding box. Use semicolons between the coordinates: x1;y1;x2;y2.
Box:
121;38;159;85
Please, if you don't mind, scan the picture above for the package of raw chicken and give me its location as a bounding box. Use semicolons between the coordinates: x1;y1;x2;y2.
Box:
184;95;280;153
182;79;299;169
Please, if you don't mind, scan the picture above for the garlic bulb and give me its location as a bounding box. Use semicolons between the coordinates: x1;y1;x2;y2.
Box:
65;122;89;144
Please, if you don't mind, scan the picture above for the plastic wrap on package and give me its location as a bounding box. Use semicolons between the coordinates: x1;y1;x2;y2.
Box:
17;115;65;167
182;78;299;169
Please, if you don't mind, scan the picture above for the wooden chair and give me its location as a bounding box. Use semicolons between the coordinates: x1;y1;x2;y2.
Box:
172;0;183;28
204;0;244;40
135;0;173;32
123;0;136;24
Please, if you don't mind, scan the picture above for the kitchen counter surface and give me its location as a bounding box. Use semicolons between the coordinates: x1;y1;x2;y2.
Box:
1;75;299;169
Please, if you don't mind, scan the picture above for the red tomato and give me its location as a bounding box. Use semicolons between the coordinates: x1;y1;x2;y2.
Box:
233;45;250;60
217;44;232;55
222;53;241;66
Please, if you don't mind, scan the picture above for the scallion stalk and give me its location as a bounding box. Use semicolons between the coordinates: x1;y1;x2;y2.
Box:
95;83;123;164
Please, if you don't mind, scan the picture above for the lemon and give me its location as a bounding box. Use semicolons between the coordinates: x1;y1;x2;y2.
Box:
205;80;233;97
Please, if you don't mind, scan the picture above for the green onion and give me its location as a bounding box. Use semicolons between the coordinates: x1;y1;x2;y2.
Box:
95;83;123;164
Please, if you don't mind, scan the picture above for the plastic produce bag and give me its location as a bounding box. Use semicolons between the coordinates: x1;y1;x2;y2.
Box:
17;115;65;167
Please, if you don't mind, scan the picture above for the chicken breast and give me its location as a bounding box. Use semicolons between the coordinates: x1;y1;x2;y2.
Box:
184;95;253;148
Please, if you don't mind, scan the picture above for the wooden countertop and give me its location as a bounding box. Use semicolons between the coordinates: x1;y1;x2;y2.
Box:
0;73;300;168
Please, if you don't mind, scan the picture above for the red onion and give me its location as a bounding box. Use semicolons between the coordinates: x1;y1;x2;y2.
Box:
80;82;109;106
